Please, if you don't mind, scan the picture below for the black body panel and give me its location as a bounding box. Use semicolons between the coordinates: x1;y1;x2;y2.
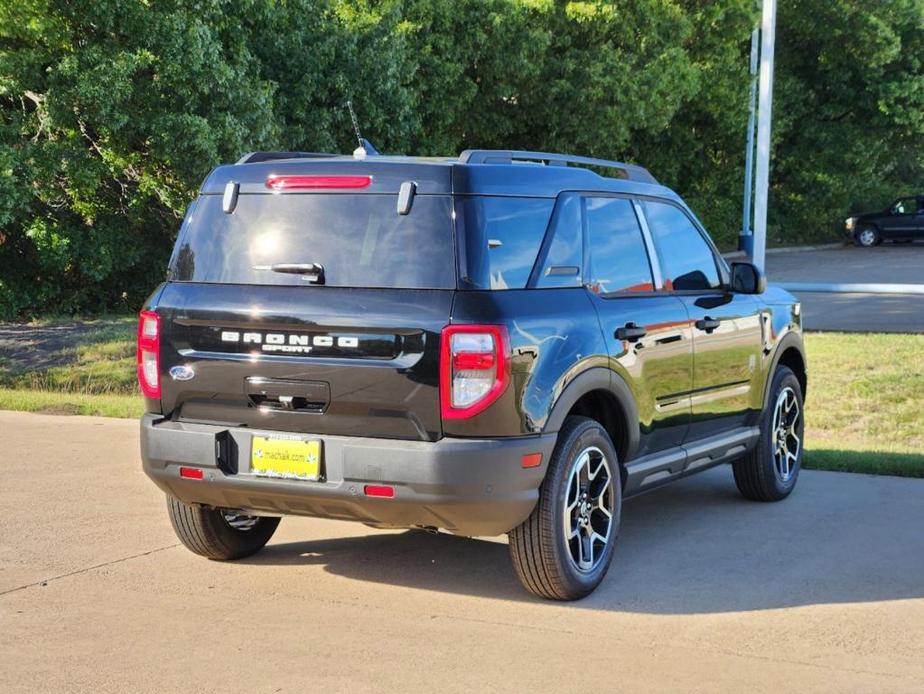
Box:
154;282;450;441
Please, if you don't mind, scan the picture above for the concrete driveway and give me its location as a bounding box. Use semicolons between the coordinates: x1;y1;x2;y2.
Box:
765;244;924;332
2;411;923;693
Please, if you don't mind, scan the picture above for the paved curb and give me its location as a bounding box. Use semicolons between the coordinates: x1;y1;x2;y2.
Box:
724;242;847;259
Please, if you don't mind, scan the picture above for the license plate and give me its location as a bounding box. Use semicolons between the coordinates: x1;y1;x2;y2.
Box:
251;436;321;481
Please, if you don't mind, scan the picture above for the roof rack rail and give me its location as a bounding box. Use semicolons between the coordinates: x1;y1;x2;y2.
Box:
458;149;657;184
236;151;340;165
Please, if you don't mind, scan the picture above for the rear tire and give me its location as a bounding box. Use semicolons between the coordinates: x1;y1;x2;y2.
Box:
855;226;880;247
733;366;804;502
167;496;280;560
509;416;622;600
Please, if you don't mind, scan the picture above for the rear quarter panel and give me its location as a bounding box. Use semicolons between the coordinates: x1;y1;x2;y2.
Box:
444;288;608;437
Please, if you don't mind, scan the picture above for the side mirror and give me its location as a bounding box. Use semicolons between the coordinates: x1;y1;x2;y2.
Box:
730;261;766;294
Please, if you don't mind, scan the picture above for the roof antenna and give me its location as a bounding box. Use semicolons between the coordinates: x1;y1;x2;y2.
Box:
347;100;379;160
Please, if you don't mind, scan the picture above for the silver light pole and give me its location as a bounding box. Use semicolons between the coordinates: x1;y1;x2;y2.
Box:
740;28;760;255
752;0;777;273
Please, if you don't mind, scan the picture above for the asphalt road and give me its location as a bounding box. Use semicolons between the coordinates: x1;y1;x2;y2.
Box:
2;411;923;693
765;244;924;332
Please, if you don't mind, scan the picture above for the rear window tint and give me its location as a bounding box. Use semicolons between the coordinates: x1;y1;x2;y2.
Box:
170;194;455;289
459;197;555;290
536;194;583;288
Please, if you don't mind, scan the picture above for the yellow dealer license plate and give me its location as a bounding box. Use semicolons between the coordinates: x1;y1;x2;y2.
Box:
251;436;321;481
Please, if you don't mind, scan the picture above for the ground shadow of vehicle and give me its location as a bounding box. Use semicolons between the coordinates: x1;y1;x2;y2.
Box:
244;466;924;614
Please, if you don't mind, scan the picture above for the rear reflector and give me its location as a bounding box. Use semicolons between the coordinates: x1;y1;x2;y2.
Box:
265;175;372;191
364;484;395;498
179;467;204;480
521;453;543;469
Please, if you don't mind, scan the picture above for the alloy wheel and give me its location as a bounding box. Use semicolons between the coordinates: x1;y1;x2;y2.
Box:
563;446;616;572
771;386;802;482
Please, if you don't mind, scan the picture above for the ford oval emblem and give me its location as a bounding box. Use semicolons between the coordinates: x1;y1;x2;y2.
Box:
169;365;195;381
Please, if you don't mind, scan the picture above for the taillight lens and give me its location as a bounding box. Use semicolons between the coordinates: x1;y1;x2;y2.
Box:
137;310;161;398
440;325;509;420
265;174;372;191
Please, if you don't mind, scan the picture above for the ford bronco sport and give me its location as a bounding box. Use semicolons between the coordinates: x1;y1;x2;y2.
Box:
139;148;807;600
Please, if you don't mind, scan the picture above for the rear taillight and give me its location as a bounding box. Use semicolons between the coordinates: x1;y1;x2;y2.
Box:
440;325;509;420
137;310;161;398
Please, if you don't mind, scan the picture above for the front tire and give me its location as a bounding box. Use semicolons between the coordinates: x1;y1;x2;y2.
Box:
733;366;804;502
509;416;622;600
167;496;280;560
855;226;880;247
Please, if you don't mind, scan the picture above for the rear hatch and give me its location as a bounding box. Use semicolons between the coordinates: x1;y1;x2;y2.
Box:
154;160;455;441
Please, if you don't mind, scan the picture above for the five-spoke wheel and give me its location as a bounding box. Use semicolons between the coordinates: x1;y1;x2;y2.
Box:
564;446;616;573
733;365;805;502
771;386;802;483
509;417;622;600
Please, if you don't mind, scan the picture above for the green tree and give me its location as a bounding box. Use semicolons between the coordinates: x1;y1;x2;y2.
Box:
771;0;924;243
1;0;922;318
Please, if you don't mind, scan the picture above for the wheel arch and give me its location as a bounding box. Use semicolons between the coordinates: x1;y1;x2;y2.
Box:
763;333;807;409
543;367;640;472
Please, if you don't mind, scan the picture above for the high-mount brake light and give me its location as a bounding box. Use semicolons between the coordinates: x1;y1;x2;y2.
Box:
265;175;372;191
440;325;510;420
137;310;161;398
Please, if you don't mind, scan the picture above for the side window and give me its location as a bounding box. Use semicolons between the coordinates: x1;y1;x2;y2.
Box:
460;197;555;290
536;194;582;288
892;198;916;215
641;201;720;291
584;197;654;294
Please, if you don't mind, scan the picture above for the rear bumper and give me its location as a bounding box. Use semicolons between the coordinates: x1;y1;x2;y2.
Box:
140;414;556;537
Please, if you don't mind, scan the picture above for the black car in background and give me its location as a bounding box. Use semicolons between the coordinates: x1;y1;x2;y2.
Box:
846;196;924;246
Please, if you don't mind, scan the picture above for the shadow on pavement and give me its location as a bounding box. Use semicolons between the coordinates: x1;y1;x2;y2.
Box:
244;467;924;613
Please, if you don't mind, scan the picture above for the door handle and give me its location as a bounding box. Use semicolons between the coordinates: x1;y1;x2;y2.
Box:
615;323;647;342
695;317;721;333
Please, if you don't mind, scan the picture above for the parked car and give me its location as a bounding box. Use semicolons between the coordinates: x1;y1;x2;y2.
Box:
138;148;807;600
846;196;924;246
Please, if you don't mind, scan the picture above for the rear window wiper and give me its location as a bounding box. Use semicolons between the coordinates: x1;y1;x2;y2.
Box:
252;263;325;284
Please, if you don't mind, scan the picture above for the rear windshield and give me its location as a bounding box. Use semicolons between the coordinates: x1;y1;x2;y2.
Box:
170;194;455;289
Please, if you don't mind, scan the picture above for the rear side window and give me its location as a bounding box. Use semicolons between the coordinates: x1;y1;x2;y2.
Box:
584;197;654;294
459;197;555;289
892;198;918;215
170;194;455;289
641;200;720;291
536;194;583;288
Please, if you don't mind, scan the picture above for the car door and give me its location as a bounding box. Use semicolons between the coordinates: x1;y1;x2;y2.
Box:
572;195;693;457
881;198;919;240
639;199;764;441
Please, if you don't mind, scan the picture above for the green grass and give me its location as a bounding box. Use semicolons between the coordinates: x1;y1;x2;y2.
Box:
0;388;142;418
0;318;921;477
0;317;136;394
802;332;924;478
0;315;142;418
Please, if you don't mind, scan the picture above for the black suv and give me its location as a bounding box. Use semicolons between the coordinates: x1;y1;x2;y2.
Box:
847;196;924;246
139;149;807;600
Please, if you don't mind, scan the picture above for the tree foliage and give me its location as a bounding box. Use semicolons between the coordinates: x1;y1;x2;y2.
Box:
0;0;922;317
